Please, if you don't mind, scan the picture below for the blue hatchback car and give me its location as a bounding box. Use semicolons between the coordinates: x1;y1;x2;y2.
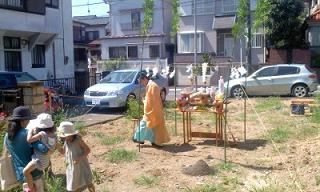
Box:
83;69;168;108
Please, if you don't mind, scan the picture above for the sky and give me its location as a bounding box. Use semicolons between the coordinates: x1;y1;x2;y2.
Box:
72;0;109;17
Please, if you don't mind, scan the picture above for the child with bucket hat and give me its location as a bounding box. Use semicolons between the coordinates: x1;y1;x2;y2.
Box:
23;113;57;192
56;121;95;192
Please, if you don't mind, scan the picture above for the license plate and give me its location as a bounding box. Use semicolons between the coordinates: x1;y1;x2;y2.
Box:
92;99;100;105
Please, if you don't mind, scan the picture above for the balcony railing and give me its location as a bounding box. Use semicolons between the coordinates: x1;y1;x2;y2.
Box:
0;0;25;10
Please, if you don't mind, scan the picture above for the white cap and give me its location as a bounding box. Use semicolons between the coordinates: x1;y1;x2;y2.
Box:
35;113;54;129
58;121;78;137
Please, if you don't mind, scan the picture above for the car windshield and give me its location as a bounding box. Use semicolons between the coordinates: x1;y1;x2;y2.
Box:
100;71;137;83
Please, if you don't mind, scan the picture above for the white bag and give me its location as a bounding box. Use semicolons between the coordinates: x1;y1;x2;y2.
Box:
0;142;19;190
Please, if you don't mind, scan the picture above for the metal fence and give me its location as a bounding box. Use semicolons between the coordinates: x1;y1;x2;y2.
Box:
40;73;102;96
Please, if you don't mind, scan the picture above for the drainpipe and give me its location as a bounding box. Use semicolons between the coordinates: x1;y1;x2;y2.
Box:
53;42;56;79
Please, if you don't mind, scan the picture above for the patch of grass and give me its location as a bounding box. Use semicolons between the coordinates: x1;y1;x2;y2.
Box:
92;169;103;185
105;148;137;163
95;132;126;145
44;172;66;192
215;162;234;171
255;97;283;112
315;175;320;186
311;107;320;124
221;176;240;187
164;108;182;120
133;175;160;188
183;183;225;192
264;126;292;143
297;125;320;139
248;183;283;192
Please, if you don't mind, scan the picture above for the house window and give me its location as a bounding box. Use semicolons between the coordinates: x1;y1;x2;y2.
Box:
223;0;236;13
32;45;46;68
128;46;138;59
196;0;214;15
179;0;214;16
4;37;21;49
178;33;203;53
5;51;21;71
131;11;141;29
45;0;59;8
252;33;263;48
217;33;233;56
86;31;99;41
149;45;160;58
109;47;126;59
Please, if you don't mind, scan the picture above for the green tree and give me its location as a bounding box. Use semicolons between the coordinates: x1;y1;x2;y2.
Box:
266;0;307;49
233;0;308;63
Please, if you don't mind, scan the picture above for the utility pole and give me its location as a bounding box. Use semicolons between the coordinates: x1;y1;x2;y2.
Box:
246;0;252;75
193;0;198;91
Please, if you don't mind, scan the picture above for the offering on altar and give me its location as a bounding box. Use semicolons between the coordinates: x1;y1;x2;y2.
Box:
213;93;224;113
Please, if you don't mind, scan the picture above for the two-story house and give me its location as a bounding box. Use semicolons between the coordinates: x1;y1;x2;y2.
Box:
175;0;264;86
99;0;173;70
0;0;74;80
73;15;109;72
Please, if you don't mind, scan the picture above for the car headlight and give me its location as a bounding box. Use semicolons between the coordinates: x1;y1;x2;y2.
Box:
84;90;89;96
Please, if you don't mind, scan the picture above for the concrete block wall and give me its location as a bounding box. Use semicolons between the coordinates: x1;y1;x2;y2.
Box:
18;81;44;114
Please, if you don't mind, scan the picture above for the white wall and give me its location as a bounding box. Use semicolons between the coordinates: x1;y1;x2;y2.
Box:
110;0;166;36
0;0;74;79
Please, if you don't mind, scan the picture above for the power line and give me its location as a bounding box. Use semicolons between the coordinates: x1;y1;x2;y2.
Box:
72;1;106;7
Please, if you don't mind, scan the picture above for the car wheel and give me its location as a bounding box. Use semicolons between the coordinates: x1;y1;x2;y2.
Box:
231;85;245;98
160;89;166;102
292;84;308;97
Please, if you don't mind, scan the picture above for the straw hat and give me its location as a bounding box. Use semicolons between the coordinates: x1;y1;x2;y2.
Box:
35;113;54;128
9;106;33;121
58;121;78;137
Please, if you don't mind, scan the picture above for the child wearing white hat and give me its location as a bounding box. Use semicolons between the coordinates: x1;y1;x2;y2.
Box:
23;113;57;192
56;121;95;192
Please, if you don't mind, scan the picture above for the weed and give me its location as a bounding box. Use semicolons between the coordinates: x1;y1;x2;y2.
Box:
264;126;292;143
105;148;137;163
52;108;68;127
74;121;86;135
126;98;143;119
0;119;7;153
183;183;225;192
248;183;283;192
92;169;103;185
133;175;159;188
216;162;234;171
44;172;66;192
255;97;283;112
94;132;126;145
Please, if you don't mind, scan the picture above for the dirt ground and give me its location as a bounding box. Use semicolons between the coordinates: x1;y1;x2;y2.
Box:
50;98;320;192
